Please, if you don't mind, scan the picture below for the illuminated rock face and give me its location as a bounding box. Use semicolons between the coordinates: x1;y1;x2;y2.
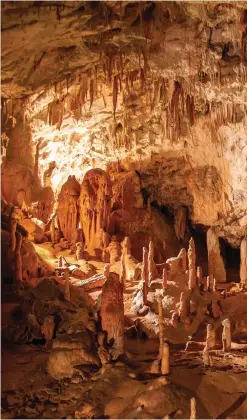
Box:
57;176;80;241
79;169;112;256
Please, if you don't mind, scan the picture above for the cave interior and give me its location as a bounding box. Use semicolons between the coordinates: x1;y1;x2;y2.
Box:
1;1;247;419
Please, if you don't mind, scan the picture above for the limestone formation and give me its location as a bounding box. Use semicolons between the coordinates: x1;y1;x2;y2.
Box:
222;318;231;352
174;206;187;241
196;266;203;284
161;342;169;375
100;273;124;358
41;316;55;341
190;397;196;420
50;215;60;244
178;248;187;273
122;236;131;256
202;345;210;367
107;237;122;265
79;169;112;255
212;301;221;319
178;292;187;322
148;241;158;284
158;296;164;358
188;238;196;288
163;268;168;290
76;242;85;261
240;237;247;283
119;253;126;290
64;268;70;301
213;278;217;292
206;324;216;349
207;227;226;283
170;312;179;328
57;176;80;241
142;247;149;305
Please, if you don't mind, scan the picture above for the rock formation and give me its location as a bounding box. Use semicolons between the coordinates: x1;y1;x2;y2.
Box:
190;397;196;420
188;238;196;289
222;319;231;352
100;273;124;358
240;237;247;283
207;227;226;283
142;247;149;305
79;169;112;256
174;207;187;241
57;176;80;242
148;241;158;284
206;324;216;349
161;342;170;375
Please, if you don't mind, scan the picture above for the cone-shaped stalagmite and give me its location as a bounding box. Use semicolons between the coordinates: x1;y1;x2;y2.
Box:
207;227;226;283
57;176;80;242
240;237;247;283
142;247;149;305
190;397;196;420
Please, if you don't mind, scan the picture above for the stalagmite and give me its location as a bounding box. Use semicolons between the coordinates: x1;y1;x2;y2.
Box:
57;176;80;242
148;240;158;284
15;231;23;285
170;312;179;328
161;342;169;375
100;273;124;358
178;248;187;273
206;324;216;349
76;242;84;260
206;276;210;291
158;295;164;358
207;227;226;283
9;216;17;252
196;266;203;284
222;318;231;352
190;397;196;420
178;292;187;322
202;345;210;366
163;268;168;290
41;316;55;341
122;236;131;256
240;237;247;283
50;215;60;244
119;253;126;290
64;268;70;301
188;238;196;287
79;169;112;255
142;247;149;305
213;278;217;292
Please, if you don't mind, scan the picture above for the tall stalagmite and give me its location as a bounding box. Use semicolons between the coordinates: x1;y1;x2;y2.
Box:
57;176;80;242
207;227;226;283
79;169;112;255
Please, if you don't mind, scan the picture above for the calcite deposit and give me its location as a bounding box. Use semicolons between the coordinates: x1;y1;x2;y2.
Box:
1;2;247;420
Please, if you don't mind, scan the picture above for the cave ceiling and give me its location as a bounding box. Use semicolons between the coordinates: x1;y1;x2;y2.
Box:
1;1;247;246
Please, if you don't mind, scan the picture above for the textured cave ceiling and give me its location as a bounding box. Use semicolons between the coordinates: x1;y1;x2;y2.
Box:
1;1;247;246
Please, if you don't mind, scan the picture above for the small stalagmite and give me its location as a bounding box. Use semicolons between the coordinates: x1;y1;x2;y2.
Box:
196;266;203;284
158;295;164;358
161;342;170;375
206;324;216;349
206;276;210;291
190;397;196;420
240;237;247;283
57;176;80;242
202;345;213;367
142;247;149;305
178;292;187;322
76;242;84;260
188;268;196;289
15;231;23;285
207;227;226;283
213;278;217;292
178;248;187;273
163;267;168;290
64;268;70;301
122;236;131;256
100;272;124;357
148;240;158;284
222;318;231;352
